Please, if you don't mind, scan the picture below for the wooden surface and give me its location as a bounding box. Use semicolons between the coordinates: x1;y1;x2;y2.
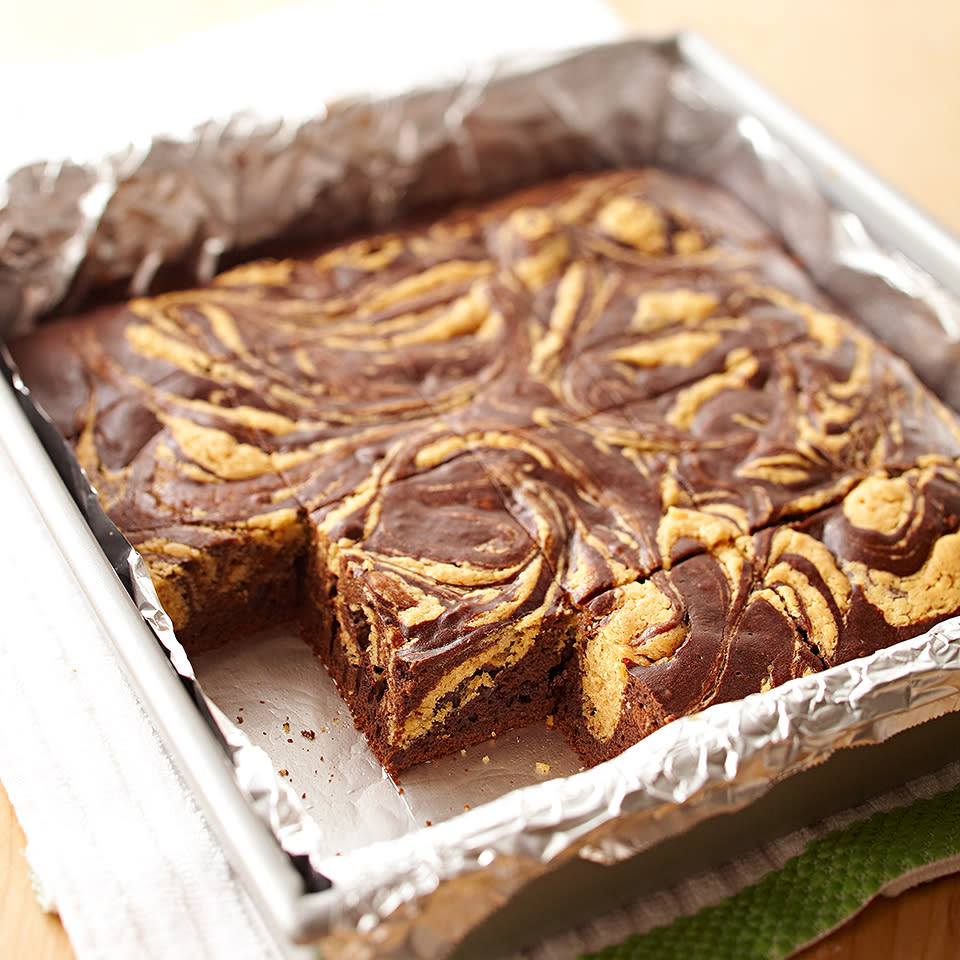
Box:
2;1;959;958
1;779;75;960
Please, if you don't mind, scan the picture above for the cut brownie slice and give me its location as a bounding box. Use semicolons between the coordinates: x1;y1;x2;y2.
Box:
564;462;960;765
301;448;573;773
9;301;312;650
128;513;307;651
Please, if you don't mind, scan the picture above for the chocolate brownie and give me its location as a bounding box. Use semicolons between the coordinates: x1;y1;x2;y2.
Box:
10;169;960;771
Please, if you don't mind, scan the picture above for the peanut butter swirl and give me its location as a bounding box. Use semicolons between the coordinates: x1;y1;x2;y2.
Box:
12;168;960;771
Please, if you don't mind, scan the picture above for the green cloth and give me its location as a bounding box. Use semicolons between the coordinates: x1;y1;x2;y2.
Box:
581;784;960;960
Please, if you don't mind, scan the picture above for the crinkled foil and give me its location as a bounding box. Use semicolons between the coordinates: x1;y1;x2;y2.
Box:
5;34;960;960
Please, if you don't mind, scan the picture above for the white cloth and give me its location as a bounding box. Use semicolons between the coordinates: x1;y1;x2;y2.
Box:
0;435;295;960
0;0;624;175
0;3;623;959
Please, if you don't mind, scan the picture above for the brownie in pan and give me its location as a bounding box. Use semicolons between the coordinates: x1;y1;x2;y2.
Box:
12;169;960;771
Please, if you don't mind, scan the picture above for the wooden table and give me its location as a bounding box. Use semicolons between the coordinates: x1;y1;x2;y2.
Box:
2;1;959;957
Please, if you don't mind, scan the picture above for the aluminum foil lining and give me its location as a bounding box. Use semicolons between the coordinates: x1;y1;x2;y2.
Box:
5;34;960;960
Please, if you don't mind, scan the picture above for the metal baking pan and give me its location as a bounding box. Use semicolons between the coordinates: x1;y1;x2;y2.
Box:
4;31;960;959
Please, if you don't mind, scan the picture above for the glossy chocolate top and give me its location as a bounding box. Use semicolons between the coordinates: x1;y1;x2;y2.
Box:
12;168;960;741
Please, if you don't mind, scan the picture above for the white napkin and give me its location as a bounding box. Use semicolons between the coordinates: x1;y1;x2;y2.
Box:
0;0;624;176
0;3;624;958
0;433;298;960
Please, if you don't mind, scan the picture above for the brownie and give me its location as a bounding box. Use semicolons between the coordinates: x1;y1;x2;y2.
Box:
10;168;960;771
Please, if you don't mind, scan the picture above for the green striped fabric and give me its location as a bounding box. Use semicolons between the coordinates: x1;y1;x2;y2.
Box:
580;785;960;960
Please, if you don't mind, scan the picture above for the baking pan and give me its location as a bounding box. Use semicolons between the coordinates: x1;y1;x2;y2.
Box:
3;31;960;959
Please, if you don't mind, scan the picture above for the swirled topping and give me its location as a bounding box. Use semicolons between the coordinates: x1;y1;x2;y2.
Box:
580;461;960;748
321;451;568;746
12;167;960;769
